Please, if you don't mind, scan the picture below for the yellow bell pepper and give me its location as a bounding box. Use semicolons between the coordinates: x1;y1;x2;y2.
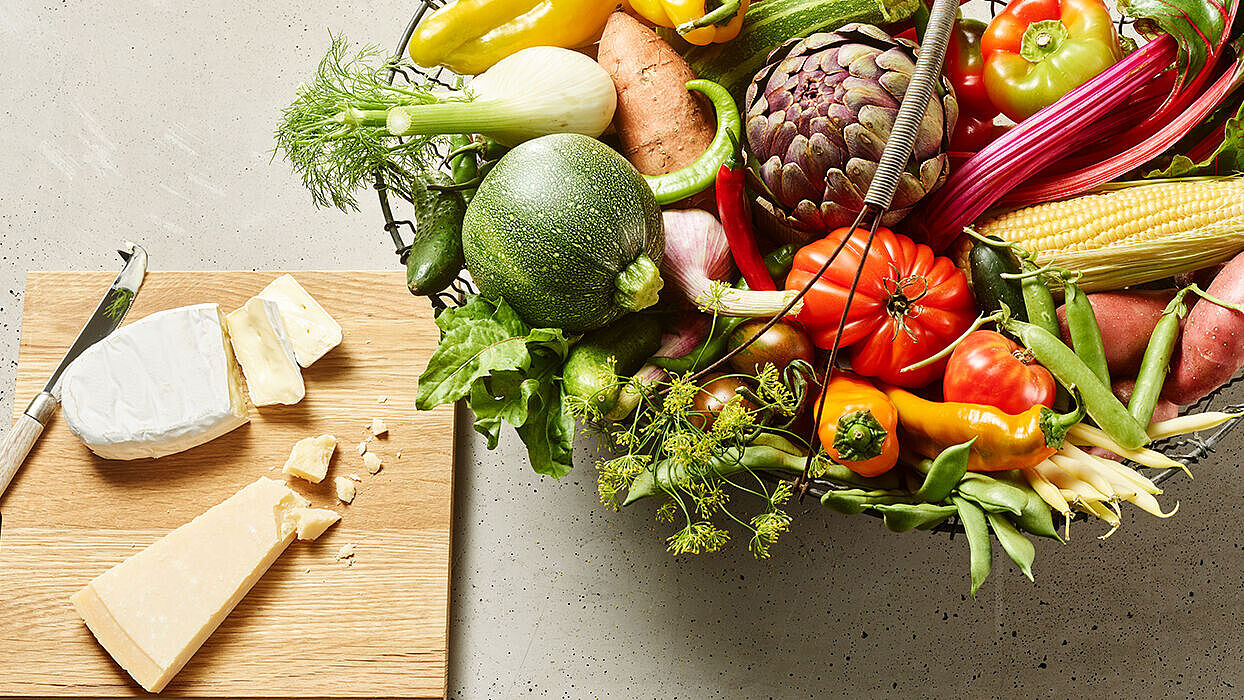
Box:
409;0;617;76
623;0;749;45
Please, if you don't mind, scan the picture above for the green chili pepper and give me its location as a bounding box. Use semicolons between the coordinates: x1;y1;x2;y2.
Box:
623;444;803;506
914;438;974;502
1130;288;1190;425
1064;282;1110;387
1018;260;1060;337
955;472;1027;516
874;503;958;532
448;134;477;187
643;80;741;205
986;512;1036;582
1002;318;1151;450
820;489;918;515
953;496;992;597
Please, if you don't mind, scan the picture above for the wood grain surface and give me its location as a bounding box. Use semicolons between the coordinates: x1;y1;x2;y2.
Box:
0;271;453;698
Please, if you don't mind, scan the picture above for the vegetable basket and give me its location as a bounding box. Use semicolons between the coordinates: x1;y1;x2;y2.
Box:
345;0;1244;563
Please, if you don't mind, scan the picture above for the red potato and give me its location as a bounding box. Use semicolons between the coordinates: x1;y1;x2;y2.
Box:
596;12;715;177
1165;251;1244;405
1056;289;1177;377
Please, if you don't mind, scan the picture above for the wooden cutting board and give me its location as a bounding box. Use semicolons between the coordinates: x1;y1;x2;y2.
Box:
0;271;453;698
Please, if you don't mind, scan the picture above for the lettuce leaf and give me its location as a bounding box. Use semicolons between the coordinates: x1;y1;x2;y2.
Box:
416;295;575;478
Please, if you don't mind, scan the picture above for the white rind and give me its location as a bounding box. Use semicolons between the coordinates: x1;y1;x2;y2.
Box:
257;274;342;367
59;304;250;460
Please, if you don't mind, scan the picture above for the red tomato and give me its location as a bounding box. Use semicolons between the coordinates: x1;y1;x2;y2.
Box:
943;330;1056;413
950;114;1011;153
785;227;977;388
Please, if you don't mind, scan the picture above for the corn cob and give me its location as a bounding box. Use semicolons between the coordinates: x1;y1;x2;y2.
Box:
974;178;1244;291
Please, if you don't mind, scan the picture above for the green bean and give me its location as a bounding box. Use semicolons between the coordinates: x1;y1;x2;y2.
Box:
914;438;974;502
955;472;1027;516
820;489;917;515
1019;260;1060;337
986;512;1036;582
1063;282;1110;387
874;503;958;532
953;496;992;597
818;461;906;491
1002;318;1151;450
1130;290;1189;425
994;471;1062;540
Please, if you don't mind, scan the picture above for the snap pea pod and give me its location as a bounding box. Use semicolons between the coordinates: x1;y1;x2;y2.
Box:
1129;289;1189;425
1019;260;1060;337
952;496;992;597
751;433;905;490
623;444;803;506
1001;318;1151;450
874;503;958;532
1063;282;1110;387
986;512;1036;582
820;489;919;515
914;438;974;502
955;472;1027;516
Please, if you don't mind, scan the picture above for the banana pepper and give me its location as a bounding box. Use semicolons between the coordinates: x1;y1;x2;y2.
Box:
882;386;1083;471
624;0;750;45
409;0;617;75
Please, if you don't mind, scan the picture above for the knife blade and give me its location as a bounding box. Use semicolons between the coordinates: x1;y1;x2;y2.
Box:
0;242;148;499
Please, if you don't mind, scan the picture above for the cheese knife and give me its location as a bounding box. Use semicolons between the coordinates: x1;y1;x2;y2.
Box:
0;242;148;499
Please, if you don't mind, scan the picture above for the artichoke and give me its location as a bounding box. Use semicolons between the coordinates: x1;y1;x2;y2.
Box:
745;24;957;242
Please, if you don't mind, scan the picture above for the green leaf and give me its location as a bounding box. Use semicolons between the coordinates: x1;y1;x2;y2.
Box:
415;319;532;410
469;371;540;449
1146;102;1244;177
516;380;576;479
1124;0;1229;85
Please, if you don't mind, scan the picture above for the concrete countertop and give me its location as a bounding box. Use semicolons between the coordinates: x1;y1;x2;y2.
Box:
1;2;1239;697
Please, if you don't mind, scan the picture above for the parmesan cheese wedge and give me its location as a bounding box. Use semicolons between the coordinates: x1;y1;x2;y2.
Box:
71;478;318;693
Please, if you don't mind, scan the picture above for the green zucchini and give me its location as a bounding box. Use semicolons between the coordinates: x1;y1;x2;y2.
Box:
968;239;1027;321
563;315;663;416
682;0;922;101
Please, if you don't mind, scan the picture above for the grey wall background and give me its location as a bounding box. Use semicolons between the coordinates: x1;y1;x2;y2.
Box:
1;2;1239;697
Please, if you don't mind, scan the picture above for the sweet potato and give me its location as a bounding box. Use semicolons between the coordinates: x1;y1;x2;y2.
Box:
1056;290;1176;377
1165;251;1244;405
597;12;715;177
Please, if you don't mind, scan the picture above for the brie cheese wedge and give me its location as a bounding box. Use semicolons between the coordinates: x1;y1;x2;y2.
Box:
257;274;342;367
59;303;249;460
225;298;305;406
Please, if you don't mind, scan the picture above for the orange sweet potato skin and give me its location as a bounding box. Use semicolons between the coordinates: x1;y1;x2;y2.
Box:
596;12;715;177
1165;252;1244;405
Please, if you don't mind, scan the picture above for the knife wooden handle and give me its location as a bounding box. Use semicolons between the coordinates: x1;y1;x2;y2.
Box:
0;392;55;499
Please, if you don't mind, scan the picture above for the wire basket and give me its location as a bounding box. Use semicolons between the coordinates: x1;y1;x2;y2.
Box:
375;1;1244;534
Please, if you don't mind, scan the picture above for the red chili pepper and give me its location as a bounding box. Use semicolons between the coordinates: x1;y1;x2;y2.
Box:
716;139;775;291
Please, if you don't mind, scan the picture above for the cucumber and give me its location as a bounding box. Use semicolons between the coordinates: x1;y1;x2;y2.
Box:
682;0;921;101
563;315;663;416
406;183;467;296
968;240;1027;321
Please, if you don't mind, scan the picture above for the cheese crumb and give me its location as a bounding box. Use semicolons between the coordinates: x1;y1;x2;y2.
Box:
362;451;382;475
346;473;362;482
377;396;388;404
334;476;356;504
335;543;356;567
356;441;368;456
369;418;388;437
281;434;337;484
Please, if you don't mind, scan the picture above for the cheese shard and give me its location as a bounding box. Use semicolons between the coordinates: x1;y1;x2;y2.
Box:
334;476;356;504
257;274;342;367
362;452;382;475
71;478;307;693
59;304;249;460
281;434;337;483
226;298;305;406
291;507;341;540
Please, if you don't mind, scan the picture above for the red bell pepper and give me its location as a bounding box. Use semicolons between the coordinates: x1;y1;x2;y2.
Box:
947;18;998;119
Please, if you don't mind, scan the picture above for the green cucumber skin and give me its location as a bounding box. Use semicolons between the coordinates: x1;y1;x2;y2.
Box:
406;191;467;296
462;133;664;334
563;315;663;414
968;242;1027;321
684;0;922;100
